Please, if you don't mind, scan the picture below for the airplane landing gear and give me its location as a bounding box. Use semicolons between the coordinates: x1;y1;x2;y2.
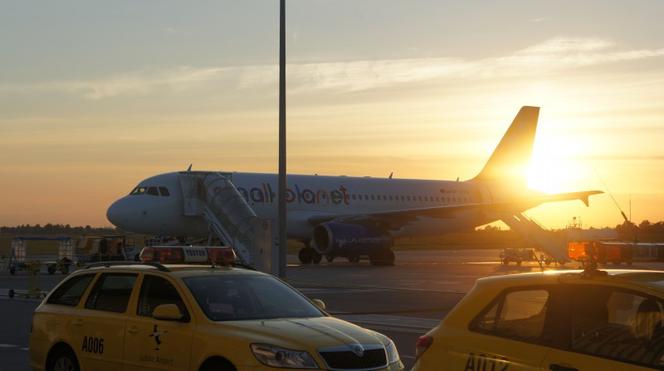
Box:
347;255;360;263
369;249;395;266
298;246;322;264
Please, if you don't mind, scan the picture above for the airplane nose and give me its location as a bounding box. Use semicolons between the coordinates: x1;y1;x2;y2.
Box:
106;198;127;228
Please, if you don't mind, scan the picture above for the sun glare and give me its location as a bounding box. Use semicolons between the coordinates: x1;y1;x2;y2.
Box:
527;132;586;194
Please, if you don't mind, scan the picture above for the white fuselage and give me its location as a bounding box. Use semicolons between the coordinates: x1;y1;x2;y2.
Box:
107;171;496;240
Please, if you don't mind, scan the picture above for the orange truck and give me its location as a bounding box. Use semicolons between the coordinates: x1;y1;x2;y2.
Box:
567;241;634;265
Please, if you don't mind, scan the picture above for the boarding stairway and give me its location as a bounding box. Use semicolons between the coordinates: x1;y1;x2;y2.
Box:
178;172;271;270
501;213;569;263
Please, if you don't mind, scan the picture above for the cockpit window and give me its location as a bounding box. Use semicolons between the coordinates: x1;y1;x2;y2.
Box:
147;187;159;196
159;187;170;197
130;186;147;196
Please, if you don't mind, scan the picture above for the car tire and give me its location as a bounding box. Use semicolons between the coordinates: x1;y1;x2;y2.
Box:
200;357;236;371
47;346;80;371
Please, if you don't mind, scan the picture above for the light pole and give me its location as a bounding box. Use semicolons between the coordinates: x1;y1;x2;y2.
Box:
277;0;287;278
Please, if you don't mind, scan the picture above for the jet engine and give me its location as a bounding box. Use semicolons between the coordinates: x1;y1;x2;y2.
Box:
311;222;393;265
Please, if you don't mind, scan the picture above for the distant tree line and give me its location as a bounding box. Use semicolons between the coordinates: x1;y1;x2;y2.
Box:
2;220;664;241
0;224;118;236
615;220;664;242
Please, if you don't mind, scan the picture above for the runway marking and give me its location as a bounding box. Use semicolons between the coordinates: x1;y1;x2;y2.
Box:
339;314;440;334
298;287;391;295
0;295;42;302
0;344;28;351
293;282;467;295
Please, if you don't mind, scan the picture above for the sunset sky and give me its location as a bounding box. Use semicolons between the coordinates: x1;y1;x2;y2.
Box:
1;0;663;228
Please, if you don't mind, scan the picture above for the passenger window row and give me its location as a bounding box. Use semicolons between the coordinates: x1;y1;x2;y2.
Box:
130;186;170;197
349;194;472;204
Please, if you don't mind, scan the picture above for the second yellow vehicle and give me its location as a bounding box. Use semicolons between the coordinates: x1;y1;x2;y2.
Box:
412;269;664;371
29;246;404;371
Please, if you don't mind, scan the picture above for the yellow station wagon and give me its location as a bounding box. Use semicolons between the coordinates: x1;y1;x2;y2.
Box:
29;246;404;371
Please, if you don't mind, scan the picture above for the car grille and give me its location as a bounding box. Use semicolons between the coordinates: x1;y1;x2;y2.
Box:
319;346;387;370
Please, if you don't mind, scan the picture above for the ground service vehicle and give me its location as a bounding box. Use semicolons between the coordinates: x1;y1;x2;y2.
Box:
499;248;536;266
412;269;664;371
29;246;403;371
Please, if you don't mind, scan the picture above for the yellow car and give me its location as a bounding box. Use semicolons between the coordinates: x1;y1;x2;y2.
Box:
30;246;403;371
412;269;664;371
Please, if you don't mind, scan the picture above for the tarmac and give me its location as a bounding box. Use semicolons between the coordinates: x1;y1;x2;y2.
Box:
2;248;663;370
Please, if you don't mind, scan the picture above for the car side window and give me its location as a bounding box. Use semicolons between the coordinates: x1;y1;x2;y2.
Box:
570;286;664;368
85;273;137;313
472;288;550;342
137;275;189;321
47;274;95;306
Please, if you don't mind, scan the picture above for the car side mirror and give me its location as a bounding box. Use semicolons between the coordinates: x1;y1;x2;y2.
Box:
312;299;326;311
153;304;183;321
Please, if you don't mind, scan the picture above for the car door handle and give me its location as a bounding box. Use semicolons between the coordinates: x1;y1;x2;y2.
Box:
127;326;139;335
550;364;578;371
71;319;84;327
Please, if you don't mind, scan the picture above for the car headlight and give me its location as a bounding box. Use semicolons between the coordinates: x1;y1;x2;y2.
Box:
250;343;318;369
385;338;400;364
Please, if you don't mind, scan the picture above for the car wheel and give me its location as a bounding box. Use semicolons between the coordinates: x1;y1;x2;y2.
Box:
47;347;80;371
200;357;236;371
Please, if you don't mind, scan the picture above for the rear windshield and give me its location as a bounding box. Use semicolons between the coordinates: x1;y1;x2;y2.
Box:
183;274;323;321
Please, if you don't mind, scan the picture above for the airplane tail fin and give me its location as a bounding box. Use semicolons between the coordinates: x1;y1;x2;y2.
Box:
473;106;540;184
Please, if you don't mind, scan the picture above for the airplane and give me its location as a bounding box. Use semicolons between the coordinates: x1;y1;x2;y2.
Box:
106;106;602;266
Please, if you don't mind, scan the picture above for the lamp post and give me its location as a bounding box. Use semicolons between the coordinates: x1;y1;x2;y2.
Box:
277;0;287;278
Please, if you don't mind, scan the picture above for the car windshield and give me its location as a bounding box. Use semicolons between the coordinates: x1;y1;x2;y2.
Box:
183;274;324;321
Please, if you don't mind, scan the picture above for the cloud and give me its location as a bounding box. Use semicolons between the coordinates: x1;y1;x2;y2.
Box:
1;37;663;99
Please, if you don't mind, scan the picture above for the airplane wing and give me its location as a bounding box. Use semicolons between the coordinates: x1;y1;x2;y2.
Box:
308;190;603;230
